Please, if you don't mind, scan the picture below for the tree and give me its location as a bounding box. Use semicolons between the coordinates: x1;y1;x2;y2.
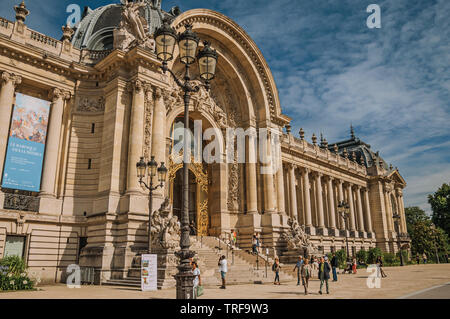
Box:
428;183;450;237
405;207;429;234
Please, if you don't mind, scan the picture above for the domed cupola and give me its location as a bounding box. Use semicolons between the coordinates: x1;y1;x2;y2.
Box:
72;0;180;51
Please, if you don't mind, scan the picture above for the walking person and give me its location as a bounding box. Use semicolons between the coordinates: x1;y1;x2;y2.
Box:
218;255;227;289
272;257;281;285
192;262;202;298
252;234;258;255
312;256;319;279
255;233;261;254
318;256;331;295
300;258;311;295
292;256;304;285
331;253;338;282
416;253;420;265
376;256;387;278
422;253;427;264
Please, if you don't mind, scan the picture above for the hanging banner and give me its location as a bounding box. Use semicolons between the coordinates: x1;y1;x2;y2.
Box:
1;93;50;192
141;254;157;291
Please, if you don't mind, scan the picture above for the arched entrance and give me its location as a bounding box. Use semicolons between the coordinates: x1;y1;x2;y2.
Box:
168;154;210;236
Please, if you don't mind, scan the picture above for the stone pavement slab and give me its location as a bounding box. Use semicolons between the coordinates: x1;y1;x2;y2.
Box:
1;264;449;299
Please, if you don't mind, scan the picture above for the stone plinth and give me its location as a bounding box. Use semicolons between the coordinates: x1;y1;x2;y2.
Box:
280;248;306;264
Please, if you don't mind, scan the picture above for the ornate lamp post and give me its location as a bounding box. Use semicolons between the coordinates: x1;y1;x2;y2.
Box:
137;156;168;254
337;201;351;261
392;213;404;266
154;19;218;299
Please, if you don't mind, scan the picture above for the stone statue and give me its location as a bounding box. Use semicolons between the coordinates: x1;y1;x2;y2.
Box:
114;0;155;50
281;218;318;256
150;198;181;250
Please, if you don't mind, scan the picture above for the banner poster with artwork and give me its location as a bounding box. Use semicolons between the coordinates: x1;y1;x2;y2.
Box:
141;254;157;291
1;93;50;192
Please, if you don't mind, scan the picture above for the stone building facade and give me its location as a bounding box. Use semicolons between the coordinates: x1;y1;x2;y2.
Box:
0;1;410;284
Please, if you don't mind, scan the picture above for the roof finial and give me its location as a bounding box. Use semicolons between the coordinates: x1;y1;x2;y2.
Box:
14;0;29;23
299;128;305;140
350;124;355;140
312;133;317;146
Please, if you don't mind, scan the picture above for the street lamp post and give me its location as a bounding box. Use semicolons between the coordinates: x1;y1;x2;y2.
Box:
337;201;350;261
392;213;404;266
154;19;218;299
136;156;168;254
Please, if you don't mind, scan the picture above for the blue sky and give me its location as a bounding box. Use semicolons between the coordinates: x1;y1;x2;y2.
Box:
1;0;449;213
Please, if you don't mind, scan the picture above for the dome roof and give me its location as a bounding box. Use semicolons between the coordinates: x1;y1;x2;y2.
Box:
72;0;180;51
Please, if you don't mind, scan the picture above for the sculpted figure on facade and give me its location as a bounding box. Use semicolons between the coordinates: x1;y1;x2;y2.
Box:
282;218;318;255
114;0;155;50
150;198;180;250
77;96;105;113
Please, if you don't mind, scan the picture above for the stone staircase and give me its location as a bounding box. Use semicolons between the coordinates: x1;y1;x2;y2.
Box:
103;236;296;289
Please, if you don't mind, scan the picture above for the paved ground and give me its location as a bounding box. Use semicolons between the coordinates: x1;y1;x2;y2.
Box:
1;264;449;299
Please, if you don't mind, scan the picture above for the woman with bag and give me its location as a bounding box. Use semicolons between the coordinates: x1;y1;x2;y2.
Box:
272;257;281;285
192;262;203;298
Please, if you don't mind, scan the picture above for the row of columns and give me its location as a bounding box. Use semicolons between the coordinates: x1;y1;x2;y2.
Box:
285;164;374;235
0;70;70;199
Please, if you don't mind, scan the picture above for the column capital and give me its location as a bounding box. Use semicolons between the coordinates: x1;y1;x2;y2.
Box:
1;71;22;87
153;86;165;99
49;88;71;102
325;175;334;182
395;188;403;197
300;167;311;174
288;163;297;170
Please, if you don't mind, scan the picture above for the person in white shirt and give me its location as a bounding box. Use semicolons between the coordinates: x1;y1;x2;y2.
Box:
218;255;227;289
192;262;201;297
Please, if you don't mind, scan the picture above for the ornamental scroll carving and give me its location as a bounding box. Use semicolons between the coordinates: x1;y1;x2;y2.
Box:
77;96;105;113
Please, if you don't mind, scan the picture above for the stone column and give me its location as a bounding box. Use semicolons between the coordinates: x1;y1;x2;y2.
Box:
126;79;146;194
384;189;393;232
396;189;407;233
338;180;345;230
150;87;166;199
364;188;373;233
315;172;325;229
276;162;286;215
0;71;21;179
41;88;71;197
346;184;356;231
288;164;298;219
302;168;312;227
326;176;336;230
262;133;275;214
246;132;258;214
355;186;365;233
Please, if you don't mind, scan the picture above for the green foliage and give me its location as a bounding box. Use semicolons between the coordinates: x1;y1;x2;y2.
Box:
382;252;399;266
405;205;449;258
335;249;347;269
356;250;368;264
405;207;429;234
0;256;26;275
428;183;450;237
367;247;382;264
0;256;34;291
396;249;409;263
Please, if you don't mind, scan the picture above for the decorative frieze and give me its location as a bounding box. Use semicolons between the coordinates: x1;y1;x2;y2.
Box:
4;192;40;212
76;96;105;113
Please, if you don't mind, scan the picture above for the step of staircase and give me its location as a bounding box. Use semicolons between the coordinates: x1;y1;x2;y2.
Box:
101;236;296;288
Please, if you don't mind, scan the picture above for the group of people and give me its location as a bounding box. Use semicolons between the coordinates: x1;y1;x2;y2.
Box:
191;255;229;298
272;255;333;295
